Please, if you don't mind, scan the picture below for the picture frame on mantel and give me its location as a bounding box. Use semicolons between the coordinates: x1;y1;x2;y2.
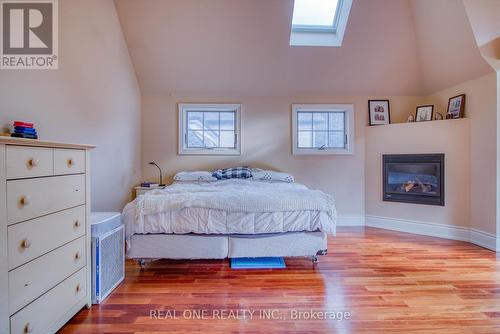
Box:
368;100;391;126
446;94;466;119
415;105;434;122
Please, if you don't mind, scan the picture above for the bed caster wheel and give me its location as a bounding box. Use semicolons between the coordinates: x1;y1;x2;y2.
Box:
311;256;318;264
138;259;146;270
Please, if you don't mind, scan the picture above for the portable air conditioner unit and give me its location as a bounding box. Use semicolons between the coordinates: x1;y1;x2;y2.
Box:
91;212;125;304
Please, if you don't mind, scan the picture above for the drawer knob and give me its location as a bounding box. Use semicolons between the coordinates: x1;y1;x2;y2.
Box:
21;238;32;249
76;283;81;292
19;195;31;206
24;322;33;333
75;251;81;260
27;158;39;168
68;158;75;167
74;220;81;228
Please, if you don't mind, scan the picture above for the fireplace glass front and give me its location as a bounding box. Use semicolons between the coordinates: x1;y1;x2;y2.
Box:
383;154;444;206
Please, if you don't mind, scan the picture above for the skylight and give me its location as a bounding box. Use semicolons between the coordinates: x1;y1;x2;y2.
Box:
292;0;340;31
290;0;352;47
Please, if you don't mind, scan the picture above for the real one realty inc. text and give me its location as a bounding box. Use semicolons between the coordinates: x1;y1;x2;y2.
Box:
150;309;351;321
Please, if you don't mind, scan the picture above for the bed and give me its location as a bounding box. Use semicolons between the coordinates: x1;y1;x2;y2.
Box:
122;175;337;264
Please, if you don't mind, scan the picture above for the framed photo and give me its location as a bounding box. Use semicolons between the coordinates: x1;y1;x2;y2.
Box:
368;100;390;126
415;105;434;122
446;94;465;119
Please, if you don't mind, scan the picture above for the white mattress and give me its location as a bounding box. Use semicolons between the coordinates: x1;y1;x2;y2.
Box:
123;179;337;242
141;207;332;234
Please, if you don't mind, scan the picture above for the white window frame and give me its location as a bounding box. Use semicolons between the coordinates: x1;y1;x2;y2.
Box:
178;103;241;155
292;104;354;155
290;0;353;47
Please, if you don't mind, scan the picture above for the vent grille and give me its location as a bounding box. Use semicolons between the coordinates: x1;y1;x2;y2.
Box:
101;226;124;297
94;225;124;303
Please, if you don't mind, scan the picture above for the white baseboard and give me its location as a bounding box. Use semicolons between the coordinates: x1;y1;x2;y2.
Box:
337;215;365;226
469;228;499;251
364;215;499;252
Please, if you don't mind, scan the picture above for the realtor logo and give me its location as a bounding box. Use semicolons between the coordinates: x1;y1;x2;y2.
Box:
1;0;58;69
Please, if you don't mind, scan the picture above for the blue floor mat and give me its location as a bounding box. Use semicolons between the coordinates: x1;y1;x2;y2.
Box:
231;257;286;269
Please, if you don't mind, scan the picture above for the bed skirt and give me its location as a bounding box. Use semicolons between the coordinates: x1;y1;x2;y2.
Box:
127;231;328;260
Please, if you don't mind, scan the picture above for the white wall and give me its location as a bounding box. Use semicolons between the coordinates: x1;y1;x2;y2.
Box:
425;73;497;235
142;94;421;218
0;0;141;211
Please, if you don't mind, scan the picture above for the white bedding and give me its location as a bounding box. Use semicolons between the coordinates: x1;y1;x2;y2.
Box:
122;179;337;244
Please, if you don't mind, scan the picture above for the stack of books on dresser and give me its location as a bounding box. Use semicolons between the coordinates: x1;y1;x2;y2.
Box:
11;121;38;139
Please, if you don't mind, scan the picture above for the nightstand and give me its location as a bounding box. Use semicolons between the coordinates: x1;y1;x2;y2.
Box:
134;186;165;197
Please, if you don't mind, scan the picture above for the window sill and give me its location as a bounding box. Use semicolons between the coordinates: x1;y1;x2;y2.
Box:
178;148;241;156
290;31;343;47
292;148;353;156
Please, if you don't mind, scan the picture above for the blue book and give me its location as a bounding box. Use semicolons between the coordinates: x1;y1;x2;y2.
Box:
14;126;37;133
15;129;37;134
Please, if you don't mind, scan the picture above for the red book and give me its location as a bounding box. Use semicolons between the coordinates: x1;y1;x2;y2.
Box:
13;121;34;128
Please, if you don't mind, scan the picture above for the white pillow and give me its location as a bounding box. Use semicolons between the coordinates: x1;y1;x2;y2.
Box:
173;171;217;182
252;170;295;183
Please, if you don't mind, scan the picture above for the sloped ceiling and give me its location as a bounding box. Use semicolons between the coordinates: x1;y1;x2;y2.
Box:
114;0;493;97
462;0;500;47
462;0;500;71
409;0;493;94
114;0;422;96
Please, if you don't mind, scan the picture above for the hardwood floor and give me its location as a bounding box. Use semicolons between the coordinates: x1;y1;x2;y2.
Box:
59;227;500;333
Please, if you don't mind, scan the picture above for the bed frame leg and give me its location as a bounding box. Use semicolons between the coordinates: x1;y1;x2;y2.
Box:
138;259;146;270
311;255;318;263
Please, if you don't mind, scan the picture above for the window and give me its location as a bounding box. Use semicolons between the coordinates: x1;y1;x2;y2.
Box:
292;104;354;155
290;0;352;47
179;103;241;155
292;0;340;32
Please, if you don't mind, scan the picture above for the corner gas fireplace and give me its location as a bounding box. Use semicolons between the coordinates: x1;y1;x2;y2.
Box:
383;154;444;206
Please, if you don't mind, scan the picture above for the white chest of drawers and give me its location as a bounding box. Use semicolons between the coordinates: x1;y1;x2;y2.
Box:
0;137;95;334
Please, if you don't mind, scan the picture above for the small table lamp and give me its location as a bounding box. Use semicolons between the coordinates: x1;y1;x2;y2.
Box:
148;161;165;186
